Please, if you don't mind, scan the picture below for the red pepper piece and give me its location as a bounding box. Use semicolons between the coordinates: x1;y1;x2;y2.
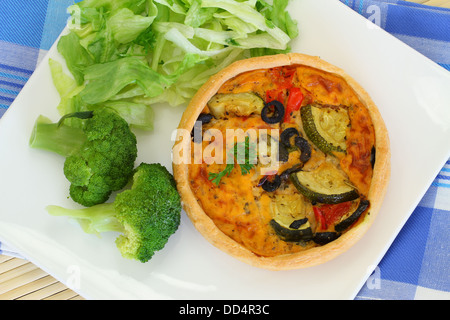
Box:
313;206;327;231
284;87;304;122
269;67;297;89
313;202;353;231
266;88;286;104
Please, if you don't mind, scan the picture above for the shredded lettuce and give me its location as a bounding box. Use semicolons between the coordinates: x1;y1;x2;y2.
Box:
53;0;298;130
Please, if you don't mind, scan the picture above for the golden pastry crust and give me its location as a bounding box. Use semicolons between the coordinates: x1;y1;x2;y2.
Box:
173;53;390;270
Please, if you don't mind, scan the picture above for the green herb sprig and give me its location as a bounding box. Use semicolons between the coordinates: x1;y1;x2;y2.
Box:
208;136;256;186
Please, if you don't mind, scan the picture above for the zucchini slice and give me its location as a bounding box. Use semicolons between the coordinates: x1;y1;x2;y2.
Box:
270;219;313;242
301;104;349;154
269;193;314;242
207;92;264;118
334;200;370;232
290;162;359;204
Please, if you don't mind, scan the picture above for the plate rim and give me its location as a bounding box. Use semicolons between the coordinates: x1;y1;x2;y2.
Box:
1;0;449;300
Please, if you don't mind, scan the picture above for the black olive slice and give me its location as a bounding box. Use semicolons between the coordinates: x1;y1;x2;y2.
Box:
260;174;281;192
197;113;214;124
313;232;340;245
261;100;285;124
289;218;309;229
192;113;213;143
295;136;312;163
280;127;300;148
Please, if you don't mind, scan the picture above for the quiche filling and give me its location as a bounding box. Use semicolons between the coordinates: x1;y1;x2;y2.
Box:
187;64;376;257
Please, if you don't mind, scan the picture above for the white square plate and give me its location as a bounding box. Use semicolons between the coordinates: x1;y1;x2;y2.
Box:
1;0;449;300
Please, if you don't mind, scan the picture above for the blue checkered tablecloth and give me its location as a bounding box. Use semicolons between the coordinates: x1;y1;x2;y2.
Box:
0;0;449;300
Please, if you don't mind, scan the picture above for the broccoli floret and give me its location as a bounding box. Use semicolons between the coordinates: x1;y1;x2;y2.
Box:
46;163;182;263
30;108;137;207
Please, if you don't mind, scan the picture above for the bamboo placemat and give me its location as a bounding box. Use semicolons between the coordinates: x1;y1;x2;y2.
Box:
410;0;450;8
0;0;448;301
0;255;83;300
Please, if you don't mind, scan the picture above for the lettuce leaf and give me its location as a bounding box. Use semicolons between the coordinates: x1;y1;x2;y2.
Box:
108;8;156;44
80;56;171;104
57;32;94;85
54;0;298;130
49;58;88;128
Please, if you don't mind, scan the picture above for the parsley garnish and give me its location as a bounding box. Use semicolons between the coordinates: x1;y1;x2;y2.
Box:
208;136;255;186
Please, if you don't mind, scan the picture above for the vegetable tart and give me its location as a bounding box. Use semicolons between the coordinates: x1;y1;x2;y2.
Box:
173;53;390;270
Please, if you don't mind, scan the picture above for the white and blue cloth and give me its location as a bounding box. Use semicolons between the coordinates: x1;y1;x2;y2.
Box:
342;0;450;300
0;0;449;300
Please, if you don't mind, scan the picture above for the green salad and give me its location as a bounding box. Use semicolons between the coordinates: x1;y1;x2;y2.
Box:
31;0;298;262
52;0;298;129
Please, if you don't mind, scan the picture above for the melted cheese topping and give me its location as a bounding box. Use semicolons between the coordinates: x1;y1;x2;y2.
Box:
189;116;312;256
188;64;375;257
